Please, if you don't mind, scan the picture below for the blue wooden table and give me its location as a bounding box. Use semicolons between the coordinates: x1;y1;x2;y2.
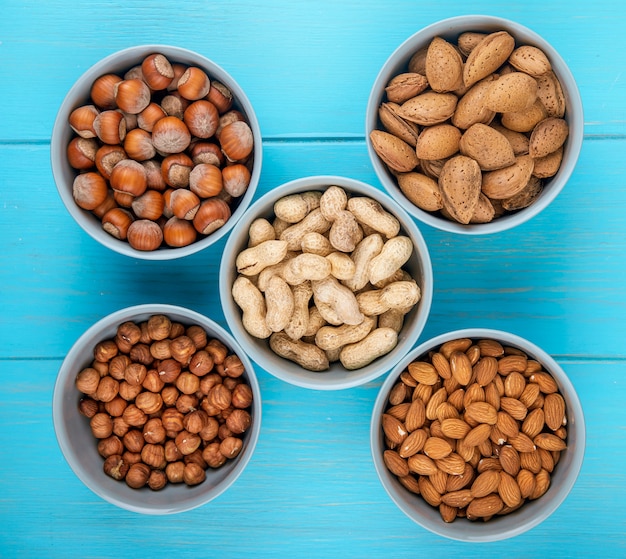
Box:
1;1;625;557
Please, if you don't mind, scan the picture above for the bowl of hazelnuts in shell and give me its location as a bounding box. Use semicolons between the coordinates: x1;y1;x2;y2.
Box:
53;304;261;514
51;45;262;259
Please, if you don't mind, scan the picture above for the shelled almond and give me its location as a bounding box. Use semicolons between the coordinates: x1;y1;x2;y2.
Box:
371;31;569;224
380;337;568;523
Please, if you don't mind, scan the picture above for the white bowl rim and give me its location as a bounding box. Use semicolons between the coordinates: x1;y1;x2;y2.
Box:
365;15;584;235
219;174;434;390
52;303;262;514
370;327;586;542
50;44;262;260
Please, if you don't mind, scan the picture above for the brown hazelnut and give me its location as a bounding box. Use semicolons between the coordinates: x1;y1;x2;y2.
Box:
218;423;233;440
175;430;201;455
170;335;196;365
108;355;132;380
122;403;147;427
97;435;124;458
142;369;165;393
175;371;200;395
141;53;174;90
177;67;211;100
200;396;221;417
219;120;254;162
78;397;99;418
93;340;119;363
95;376;119;403
122;450;143;466
75;367;101;395
157;358;181;383
189;350;214;377
165;461;185;483
183;409;209;434
130;343;154;366
219;436;243;459
72;172;109;211
222;354;245;378
199;416;220;442
150;339;172;360
118;381;143;401
67;136;98;169
225;408;252;434
169;322;186;338
112;416;130;437
182;462;206;486
184;448;208;470
151;116;191;154
206;339;228;365
231;383;253;409
160;93;188;120
222;376;239;391
148;469;168;491
161;408;185;432
124;362;147;386
189;163;223;198
222;163;251;198
104;395;127;417
208;383;231;410
123;429;145;453
125;462;151;489
207;81;233;114
92;191;118;220
202;441;227;468
163;217;198;248
90;412;113;439
103;455;129;481
145;314;171;341
143;417;166;444
95;144;127;179
176;393;199;414
161;385;180;407
110;159;147;197
137;102;167;132
127;219;163;251
169;189;201;220
183;100;219;138
114;332;134;354
141;443;167;469
131;189;164;221
135;391;163;415
69;104;100;138
124;128;156;161
161;153;193;188
91;359;109;376
142;159;167;191
93;110;126;144
114;79;151;114
91;73;122;110
189;141;224;167
192;197;231;235
164;439;183;463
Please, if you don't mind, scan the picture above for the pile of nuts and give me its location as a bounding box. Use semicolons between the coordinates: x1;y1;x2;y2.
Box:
67;52;255;251
380;337;568;522
76;314;254;490
231;185;422;371
371;30;569;224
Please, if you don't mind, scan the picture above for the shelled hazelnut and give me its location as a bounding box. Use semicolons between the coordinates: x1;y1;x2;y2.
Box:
75;314;254;491
67;52;255;251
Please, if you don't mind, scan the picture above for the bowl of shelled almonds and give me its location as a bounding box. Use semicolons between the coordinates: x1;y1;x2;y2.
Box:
366;15;583;234
52;304;261;514
51;45;261;259
370;328;585;541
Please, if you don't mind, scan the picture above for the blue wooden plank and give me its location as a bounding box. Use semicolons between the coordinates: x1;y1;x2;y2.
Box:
0;1;624;141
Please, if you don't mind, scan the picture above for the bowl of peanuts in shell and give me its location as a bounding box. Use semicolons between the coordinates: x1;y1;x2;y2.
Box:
219;175;433;390
370;328;585;541
53;304;261;514
366;15;583;234
51;45;261;259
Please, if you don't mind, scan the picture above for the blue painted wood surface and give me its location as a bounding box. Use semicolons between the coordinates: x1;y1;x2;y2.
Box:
1;1;625;557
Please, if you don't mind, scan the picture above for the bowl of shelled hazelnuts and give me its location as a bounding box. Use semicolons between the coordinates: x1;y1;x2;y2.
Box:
51;45;261;259
52;304;261;514
370;328;585;541
366;16;583;234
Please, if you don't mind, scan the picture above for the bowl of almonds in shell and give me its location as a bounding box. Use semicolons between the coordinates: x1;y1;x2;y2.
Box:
366;15;583;234
53;304;261;514
370;328;585;541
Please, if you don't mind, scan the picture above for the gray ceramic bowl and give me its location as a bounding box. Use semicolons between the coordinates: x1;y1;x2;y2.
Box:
53;304;261;514
219;175;433;390
370;328;585;541
51;45;262;260
366;15;583;234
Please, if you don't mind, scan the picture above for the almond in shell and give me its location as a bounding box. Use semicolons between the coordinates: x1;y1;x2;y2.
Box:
536;71;566;118
369;129;418;172
481;155;535;200
491;122;530;154
378;103;420;147
485;72;538;113
438;155;482;224
459;123;516;171
463;31;516;87
500;99;548;133
532;146;563;178
452;75;497;130
425;36;464;93
457;31;488;56
529;117;569;158
385;72;429;103
508;45;552;77
415;123;461;160
398;91;458;126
